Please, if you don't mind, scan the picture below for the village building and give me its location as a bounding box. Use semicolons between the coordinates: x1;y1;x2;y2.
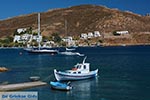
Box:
17;28;27;34
87;32;94;38
62;36;76;46
116;31;129;35
13;35;21;43
81;33;88;39
81;31;101;39
13;34;42;43
94;31;101;37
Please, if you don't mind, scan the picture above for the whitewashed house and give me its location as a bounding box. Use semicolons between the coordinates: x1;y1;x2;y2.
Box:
87;32;94;38
62;36;73;42
81;33;88;39
32;35;42;42
43;41;55;48
94;31;101;37
17;28;27;34
21;34;31;41
13;34;42;43
62;36;75;46
116;31;129;35
13;35;21;42
36;35;42;43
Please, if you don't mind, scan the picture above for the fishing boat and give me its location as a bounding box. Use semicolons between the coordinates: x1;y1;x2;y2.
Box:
24;13;58;54
54;57;98;81
50;81;72;91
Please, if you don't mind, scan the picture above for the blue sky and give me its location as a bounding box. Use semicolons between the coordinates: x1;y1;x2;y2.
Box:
0;0;150;20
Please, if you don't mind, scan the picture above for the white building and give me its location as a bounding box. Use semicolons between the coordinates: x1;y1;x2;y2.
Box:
81;33;88;39
13;34;42;43
116;31;129;35
87;32;93;38
62;36;75;46
17;28;27;34
21;34;32;41
62;36;73;42
94;31;101;37
13;35;21;42
43;41;55;48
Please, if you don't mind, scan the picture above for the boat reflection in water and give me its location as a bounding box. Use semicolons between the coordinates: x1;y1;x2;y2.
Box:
51;78;99;100
72;77;99;100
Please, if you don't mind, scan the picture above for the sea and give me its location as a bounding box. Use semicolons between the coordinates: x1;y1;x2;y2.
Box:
0;46;150;100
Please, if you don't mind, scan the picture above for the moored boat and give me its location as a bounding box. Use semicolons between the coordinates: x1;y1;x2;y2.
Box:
59;51;84;56
59;48;84;56
25;48;58;54
29;76;40;81
24;13;59;54
50;81;72;91
54;57;98;81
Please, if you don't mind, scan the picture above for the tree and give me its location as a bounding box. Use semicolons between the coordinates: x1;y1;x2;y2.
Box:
52;33;61;43
26;27;32;34
13;29;19;36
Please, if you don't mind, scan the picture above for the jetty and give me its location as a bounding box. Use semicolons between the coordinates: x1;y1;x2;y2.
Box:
0;81;47;91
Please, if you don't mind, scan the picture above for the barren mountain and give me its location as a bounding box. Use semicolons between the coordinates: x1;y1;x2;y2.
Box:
0;5;150;45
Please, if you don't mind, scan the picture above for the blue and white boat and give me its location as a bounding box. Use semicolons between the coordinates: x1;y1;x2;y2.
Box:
54;57;98;81
50;81;72;91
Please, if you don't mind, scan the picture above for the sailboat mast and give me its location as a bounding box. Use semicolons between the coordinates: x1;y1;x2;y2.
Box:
65;19;67;36
38;13;41;50
38;13;40;36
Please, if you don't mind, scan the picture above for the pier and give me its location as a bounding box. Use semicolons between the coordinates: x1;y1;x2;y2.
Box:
0;81;47;91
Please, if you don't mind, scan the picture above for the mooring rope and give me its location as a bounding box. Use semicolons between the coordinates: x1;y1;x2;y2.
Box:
41;74;53;82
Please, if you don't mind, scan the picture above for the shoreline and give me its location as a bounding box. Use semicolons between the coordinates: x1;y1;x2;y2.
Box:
0;44;150;49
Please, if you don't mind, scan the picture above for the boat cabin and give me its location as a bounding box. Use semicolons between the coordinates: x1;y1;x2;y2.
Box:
66;63;90;74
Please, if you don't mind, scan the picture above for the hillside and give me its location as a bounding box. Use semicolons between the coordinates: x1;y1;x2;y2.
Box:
0;5;150;45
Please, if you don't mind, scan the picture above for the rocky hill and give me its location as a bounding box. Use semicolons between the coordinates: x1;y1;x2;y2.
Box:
0;5;150;45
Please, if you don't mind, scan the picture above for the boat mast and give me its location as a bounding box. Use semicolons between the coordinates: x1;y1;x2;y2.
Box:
82;56;87;64
38;13;41;50
65;19;67;36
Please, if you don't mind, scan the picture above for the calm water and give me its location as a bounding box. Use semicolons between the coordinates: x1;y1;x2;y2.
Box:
0;46;150;100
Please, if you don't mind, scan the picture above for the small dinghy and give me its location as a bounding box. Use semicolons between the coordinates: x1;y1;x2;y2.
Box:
50;81;72;91
29;76;40;81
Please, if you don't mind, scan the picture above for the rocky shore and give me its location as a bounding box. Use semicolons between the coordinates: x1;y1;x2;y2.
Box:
0;67;8;72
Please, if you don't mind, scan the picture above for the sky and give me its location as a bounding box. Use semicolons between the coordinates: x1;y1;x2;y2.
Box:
0;0;150;20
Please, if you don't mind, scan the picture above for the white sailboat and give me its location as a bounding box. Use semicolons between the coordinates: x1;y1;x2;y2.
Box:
25;13;58;54
59;20;84;56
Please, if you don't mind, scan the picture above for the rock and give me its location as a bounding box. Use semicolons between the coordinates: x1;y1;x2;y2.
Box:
0;67;8;72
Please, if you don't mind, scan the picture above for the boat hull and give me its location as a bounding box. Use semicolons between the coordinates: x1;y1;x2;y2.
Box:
59;51;84;56
54;69;98;81
50;81;72;91
24;48;58;54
